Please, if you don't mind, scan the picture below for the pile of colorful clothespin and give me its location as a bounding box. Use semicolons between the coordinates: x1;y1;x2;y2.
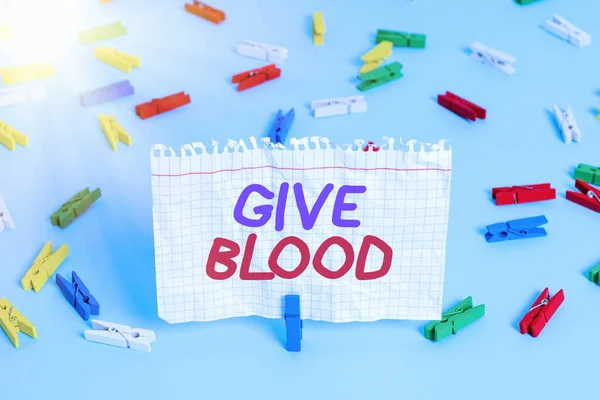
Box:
0;0;598;354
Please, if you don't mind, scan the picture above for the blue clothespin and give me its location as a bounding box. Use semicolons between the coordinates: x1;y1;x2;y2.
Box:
284;294;302;351
485;215;548;243
268;108;295;144
56;271;100;320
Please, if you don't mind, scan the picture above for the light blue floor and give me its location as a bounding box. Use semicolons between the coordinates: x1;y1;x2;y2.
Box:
1;0;599;399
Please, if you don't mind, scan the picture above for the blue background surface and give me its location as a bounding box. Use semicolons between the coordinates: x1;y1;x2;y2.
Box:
1;0;599;399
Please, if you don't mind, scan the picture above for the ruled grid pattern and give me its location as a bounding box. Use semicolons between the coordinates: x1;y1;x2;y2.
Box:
150;138;452;324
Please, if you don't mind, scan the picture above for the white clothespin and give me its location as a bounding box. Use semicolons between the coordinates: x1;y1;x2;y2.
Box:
236;40;288;64
543;15;590;48
311;95;367;118
0;86;45;107
470;42;516;75
553;105;581;144
0;192;14;233
84;320;156;352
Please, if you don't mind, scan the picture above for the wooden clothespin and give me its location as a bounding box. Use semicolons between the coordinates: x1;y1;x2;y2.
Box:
356;62;403;92
376;29;426;48
424;296;485;341
519;288;564;337
94;47;140;73
492;183;556;205
99;115;131;151
0;298;37;348
360;41;393;73
0;121;28;151
22;242;69;292
313;12;325;45
56;271;100;321
231;64;281;91
51;188;102;228
184;1;225;24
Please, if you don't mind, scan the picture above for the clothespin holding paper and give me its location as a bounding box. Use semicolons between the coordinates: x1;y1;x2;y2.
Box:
268;109;295;144
313;12;325;45
424;297;485;342
51;188;102;228
360;41;393;73
22;242;69;292
0;298;37;348
0;121;28;151
356;62;403;91
0;191;15;233
284;295;302;351
99;115;131;151
94;47;140;73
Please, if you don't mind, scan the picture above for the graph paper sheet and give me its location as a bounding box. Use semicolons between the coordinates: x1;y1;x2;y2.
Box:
150;136;452;324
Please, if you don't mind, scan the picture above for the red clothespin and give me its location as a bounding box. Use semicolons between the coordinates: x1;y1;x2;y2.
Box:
519;288;564;337
232;64;281;91
566;179;600;213
492;183;556;205
437;91;486;121
135;92;191;120
363;141;380;152
184;1;225;24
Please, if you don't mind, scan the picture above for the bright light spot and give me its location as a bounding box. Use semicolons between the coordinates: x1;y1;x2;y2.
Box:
3;0;82;62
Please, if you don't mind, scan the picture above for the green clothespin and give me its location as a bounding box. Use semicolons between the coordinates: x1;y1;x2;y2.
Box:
574;163;600;185
50;188;102;228
589;264;600;285
376;29;426;49
515;0;543;4
424;297;485;342
356;62;403;92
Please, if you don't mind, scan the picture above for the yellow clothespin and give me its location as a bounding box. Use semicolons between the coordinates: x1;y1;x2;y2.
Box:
0;25;12;40
0;62;55;85
94;47;140;73
0;121;28;151
360;41;393;73
0;298;37;348
22;242;69;292
313;12;325;45
99;114;131;151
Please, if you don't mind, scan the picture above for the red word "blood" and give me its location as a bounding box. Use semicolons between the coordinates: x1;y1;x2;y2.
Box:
206;234;393;281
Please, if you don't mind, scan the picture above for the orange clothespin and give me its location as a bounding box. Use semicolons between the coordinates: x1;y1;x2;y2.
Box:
185;1;225;24
231;64;281;91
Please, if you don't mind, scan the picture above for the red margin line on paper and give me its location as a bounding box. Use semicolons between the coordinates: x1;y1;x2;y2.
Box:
151;166;452;177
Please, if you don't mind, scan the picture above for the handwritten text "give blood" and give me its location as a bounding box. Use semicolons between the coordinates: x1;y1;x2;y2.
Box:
206;183;393;281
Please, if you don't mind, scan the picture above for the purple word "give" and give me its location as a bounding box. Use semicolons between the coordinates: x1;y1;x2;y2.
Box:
233;183;367;231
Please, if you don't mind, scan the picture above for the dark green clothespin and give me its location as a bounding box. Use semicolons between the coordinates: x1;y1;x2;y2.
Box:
376;29;426;48
574;163;600;185
50;188;102;228
424;297;485;342
588;264;600;285
515;0;544;5
356;62;403;92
